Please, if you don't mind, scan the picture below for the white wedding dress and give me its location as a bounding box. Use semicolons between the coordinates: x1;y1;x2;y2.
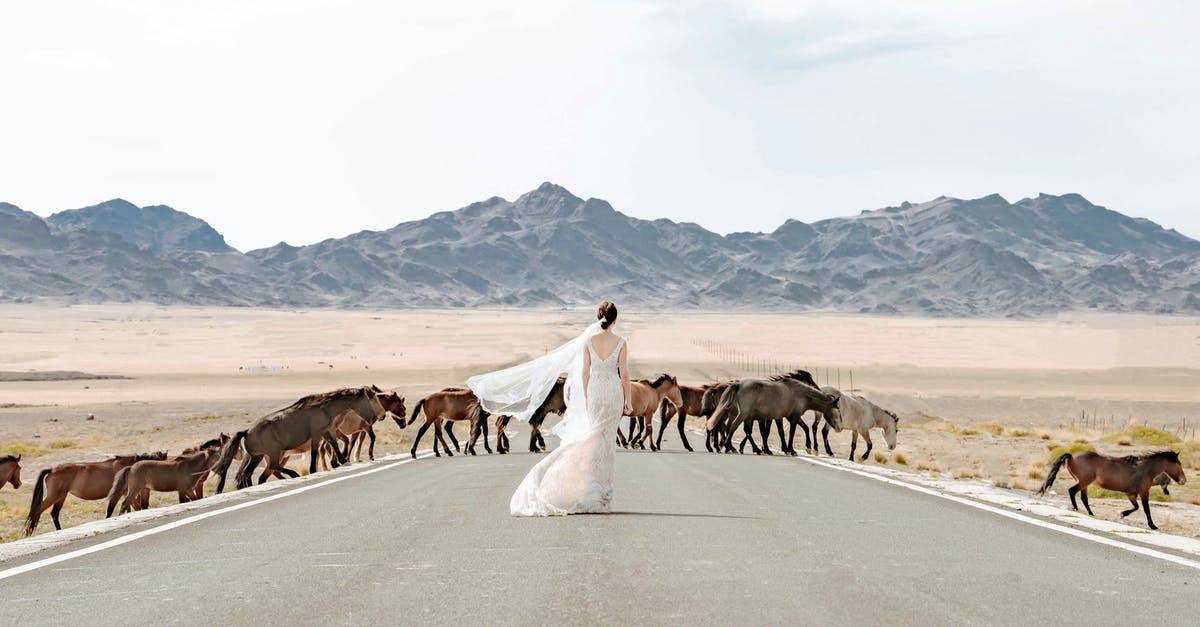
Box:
508;335;625;516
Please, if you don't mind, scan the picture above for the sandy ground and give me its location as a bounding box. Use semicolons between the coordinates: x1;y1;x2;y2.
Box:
2;304;1200;542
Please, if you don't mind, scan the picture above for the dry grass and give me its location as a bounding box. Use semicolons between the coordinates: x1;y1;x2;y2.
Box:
893;452;908;465
1102;425;1182;447
873;452;887;464
977;423;1005;436
1046;440;1095;463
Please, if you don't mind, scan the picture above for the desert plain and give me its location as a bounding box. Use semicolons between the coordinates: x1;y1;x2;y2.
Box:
2;303;1200;542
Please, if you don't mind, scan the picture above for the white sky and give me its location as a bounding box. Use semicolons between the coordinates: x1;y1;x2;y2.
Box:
2;1;1198;251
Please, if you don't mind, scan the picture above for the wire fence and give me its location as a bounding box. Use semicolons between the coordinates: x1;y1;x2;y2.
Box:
692;339;860;393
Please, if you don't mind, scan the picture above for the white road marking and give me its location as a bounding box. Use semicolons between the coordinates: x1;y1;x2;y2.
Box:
791;453;1200;572
0;452;433;581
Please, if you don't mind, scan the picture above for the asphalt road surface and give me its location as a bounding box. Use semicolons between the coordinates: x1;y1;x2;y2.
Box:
1;425;1197;625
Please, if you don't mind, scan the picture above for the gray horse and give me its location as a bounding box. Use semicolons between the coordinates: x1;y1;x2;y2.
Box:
706;374;842;455
811;386;898;460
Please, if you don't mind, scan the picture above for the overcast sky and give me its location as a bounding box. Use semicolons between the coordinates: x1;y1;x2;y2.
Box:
2;1;1198;251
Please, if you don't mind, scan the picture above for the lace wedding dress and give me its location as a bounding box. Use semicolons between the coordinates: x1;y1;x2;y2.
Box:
508;335;625;516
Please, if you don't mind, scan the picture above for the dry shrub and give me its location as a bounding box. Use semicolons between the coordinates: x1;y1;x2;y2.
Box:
977;423;1004;436
49;440;77;449
873;452;887;464
960;428;980;436
954;469;980;479
1027;467;1045;480
893;452;907;465
1046;441;1095;464
1010;430;1034;438
1102;425;1181;447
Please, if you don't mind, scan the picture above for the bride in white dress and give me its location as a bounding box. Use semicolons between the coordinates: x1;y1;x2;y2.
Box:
467;301;632;516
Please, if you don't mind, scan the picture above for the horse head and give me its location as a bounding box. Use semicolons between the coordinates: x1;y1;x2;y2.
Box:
818;389;844;432
379;391;409;428
2;455;21;489
1163;451;1187;486
883;409;899;450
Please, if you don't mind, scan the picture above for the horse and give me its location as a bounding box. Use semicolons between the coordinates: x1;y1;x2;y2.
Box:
24;451;167;535
217;386;384;490
1;455;22;490
1036;449;1185;526
106;439;231;516
1038;450;1187;530
707;373;841;455
626;375;683;451
702;382;735;452
653;384;712;452
324;388;408;465
409;387;487;458
493;376;568;454
180;435;233;500
811;387;896;460
1;454;21;489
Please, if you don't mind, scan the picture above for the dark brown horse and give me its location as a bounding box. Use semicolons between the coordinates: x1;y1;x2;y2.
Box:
1;455;22;491
323;388;408;466
217;386;383;490
707;372;840;455
107;440;231;516
702;382;735;452
25;451;166;535
623;374;683;451
1038;450;1187;530
493;376;567;454
654;384;711;452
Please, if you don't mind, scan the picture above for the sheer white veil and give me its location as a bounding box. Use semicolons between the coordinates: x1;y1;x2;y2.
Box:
466;319;602;445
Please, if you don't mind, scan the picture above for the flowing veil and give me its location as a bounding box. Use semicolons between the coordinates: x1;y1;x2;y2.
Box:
466;319;603;445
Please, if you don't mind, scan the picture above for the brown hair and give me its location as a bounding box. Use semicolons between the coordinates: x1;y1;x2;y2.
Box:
597;301;618;330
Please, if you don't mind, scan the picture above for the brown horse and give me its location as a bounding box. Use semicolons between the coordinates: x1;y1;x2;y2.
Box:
409;387;486;457
25;451;166;535
217;386;384;490
1;455;22;490
494;376;567;454
323;388;408;466
654;384;710;452
622;374;683;452
180;435;233;500
1038;450;1187;530
106;441;230;516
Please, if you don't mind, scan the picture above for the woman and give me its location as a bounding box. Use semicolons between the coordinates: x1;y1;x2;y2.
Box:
467;301;632;516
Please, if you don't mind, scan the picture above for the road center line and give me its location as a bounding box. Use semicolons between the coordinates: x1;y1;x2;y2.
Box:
0;452;433;581
790;453;1200;572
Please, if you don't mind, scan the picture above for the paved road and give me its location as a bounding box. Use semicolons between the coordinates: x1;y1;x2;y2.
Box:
0;426;1196;625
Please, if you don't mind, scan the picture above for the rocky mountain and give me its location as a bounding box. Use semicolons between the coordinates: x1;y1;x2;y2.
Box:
1;184;1198;316
46;199;235;254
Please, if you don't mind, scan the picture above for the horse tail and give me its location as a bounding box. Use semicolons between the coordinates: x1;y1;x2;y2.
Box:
213;430;247;476
658;398;673;423
410;397;426;423
24;468;52;536
1038;453;1071;496
706;383;740;431
106;466;132;518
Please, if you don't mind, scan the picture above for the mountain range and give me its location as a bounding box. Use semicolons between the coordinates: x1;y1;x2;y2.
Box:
2;183;1198;316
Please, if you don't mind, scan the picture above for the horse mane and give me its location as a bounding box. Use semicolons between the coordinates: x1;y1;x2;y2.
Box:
0;455;18;463
194;437;223;450
641;374;676;388
289;386;364;409
1130;450;1181;483
135;451;167;461
769;369;818;388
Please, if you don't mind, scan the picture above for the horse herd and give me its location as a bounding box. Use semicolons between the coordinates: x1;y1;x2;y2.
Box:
2;366;1185;535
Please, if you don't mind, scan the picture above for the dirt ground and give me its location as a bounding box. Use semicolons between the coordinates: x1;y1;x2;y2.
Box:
2;304;1200;542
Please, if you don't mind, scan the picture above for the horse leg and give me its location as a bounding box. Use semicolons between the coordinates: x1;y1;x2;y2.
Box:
266;453;299;483
1120;494;1140;518
656;411;671;451
759;419;773;455
676;411;693;452
237;453;262;489
412;421;433;458
797;418;812;453
1067;484;1080;511
1141;490;1157;530
50;501;65;531
821;424;834;456
363;427;376;461
849;431;859;461
444;421;461;453
1078;483;1095;516
433;421;454;457
481;416;493;454
860;432;873;461
646;415;659;452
